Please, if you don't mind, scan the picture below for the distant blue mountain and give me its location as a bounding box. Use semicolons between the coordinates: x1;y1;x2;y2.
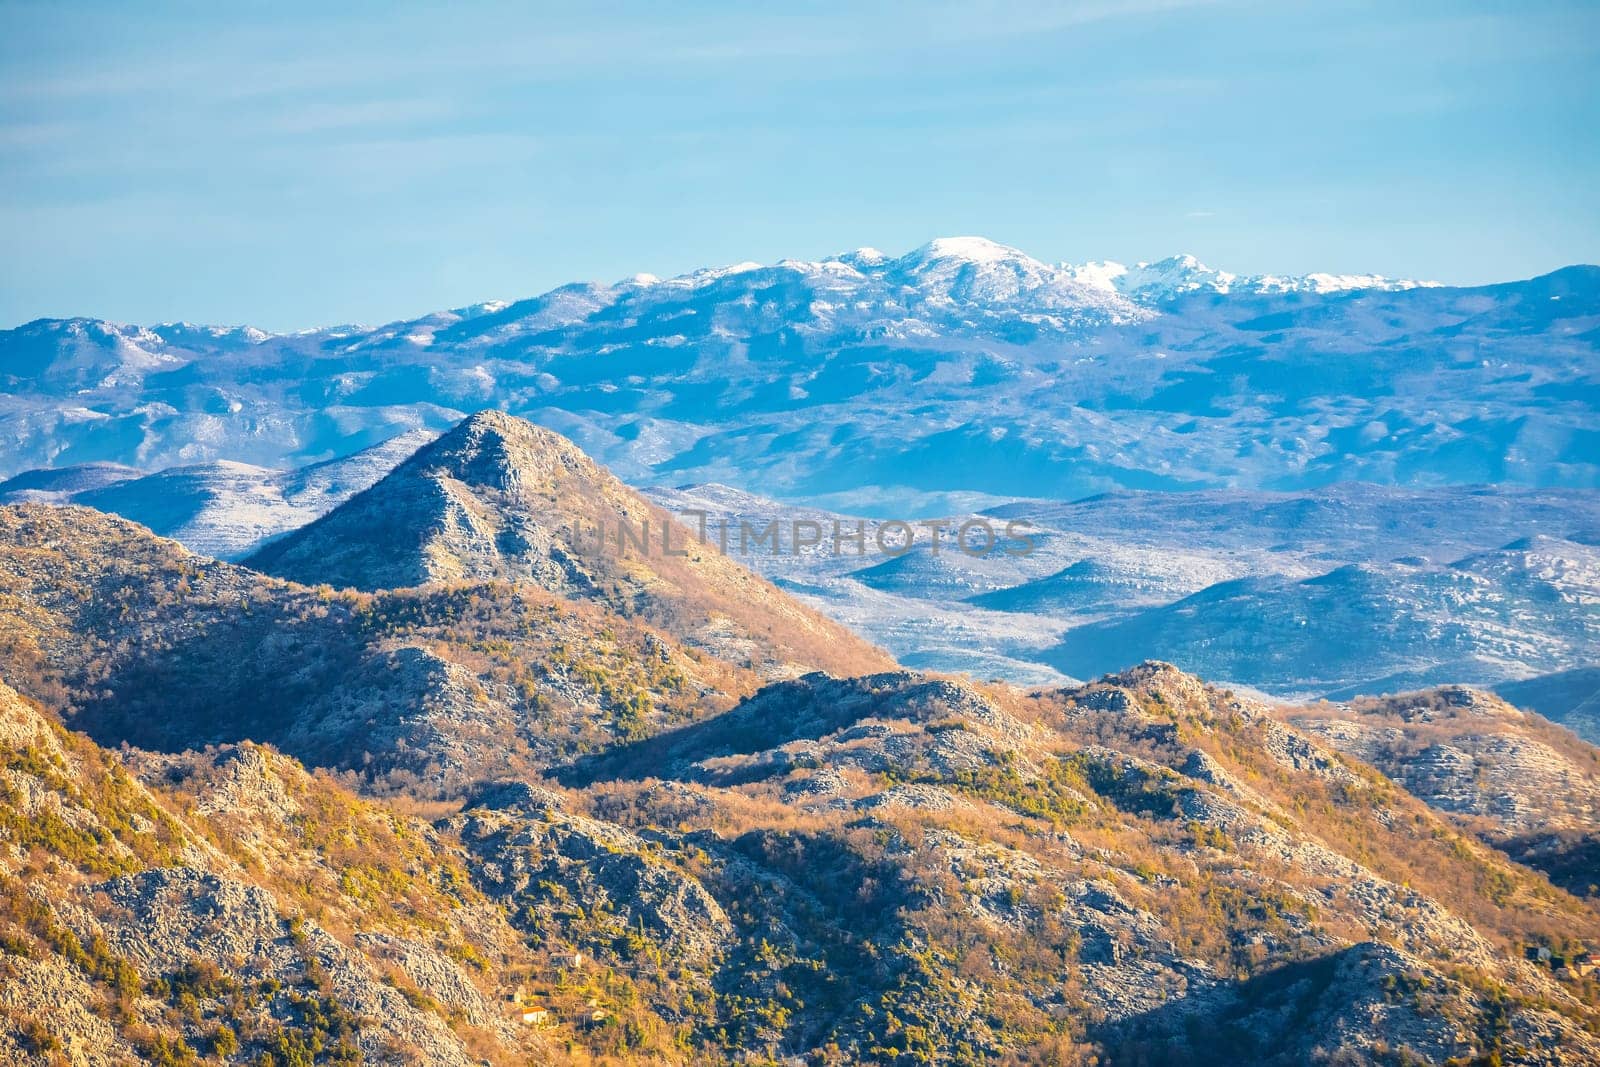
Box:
1;239;1594;506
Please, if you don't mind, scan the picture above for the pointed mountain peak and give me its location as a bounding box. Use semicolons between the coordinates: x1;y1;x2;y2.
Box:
247;410;611;591
406;408;594;490
447;408;529;434
245;411;892;678
1074;254;1238;300
438;407;572;452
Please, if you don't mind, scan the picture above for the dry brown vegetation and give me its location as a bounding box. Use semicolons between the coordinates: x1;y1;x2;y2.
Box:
4;497;1600;1062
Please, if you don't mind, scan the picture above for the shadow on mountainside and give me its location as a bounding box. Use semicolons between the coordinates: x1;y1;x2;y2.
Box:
56;583;554;788
1091;942;1465;1066
63;598;371;760
556;670;967;787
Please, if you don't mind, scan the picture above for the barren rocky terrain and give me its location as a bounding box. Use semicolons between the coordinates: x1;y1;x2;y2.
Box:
2;414;1598;1065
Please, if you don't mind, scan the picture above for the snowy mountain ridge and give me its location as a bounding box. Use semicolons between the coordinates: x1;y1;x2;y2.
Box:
0;237;1589;503
1065;251;1441;299
24;237;1439;344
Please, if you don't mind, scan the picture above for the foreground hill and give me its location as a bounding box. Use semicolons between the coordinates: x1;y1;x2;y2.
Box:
245;411;891;679
6;656;1600;1063
0;678;558;1065
554;662;1600;1061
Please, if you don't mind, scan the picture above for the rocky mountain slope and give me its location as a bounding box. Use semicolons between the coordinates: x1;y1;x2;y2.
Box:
0;677;556;1066
0;500;871;795
1282;687;1600;898
550;661;1600;1063
5;414;1600;1063
6;645;1600;1063
244;411;891;678
1;240;1594;505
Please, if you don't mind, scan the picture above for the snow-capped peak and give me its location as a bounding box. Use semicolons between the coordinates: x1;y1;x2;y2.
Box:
886;236;1111;311
1062;251;1437;302
890;237;1089;291
448;300;510;319
1062;260;1129;292
1061;254;1232;296
835;247;887;268
1118;254;1239;297
680;260;764;284
905;236;1035;265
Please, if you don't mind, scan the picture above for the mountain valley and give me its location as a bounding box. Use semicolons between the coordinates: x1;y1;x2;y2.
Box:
1;412;1599;1064
10;441;1598;711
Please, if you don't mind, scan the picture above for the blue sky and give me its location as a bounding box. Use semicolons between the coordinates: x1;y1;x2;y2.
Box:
2;0;1597;331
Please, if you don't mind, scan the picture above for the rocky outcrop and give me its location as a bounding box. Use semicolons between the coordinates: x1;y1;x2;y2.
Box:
0;680;531;1065
449;781;735;985
1101;940;1600;1065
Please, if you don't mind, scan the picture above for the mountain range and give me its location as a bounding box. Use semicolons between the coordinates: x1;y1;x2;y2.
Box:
3;232;1600;1063
4;233;1597;712
2;238;1595;509
2;412;1600;1064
